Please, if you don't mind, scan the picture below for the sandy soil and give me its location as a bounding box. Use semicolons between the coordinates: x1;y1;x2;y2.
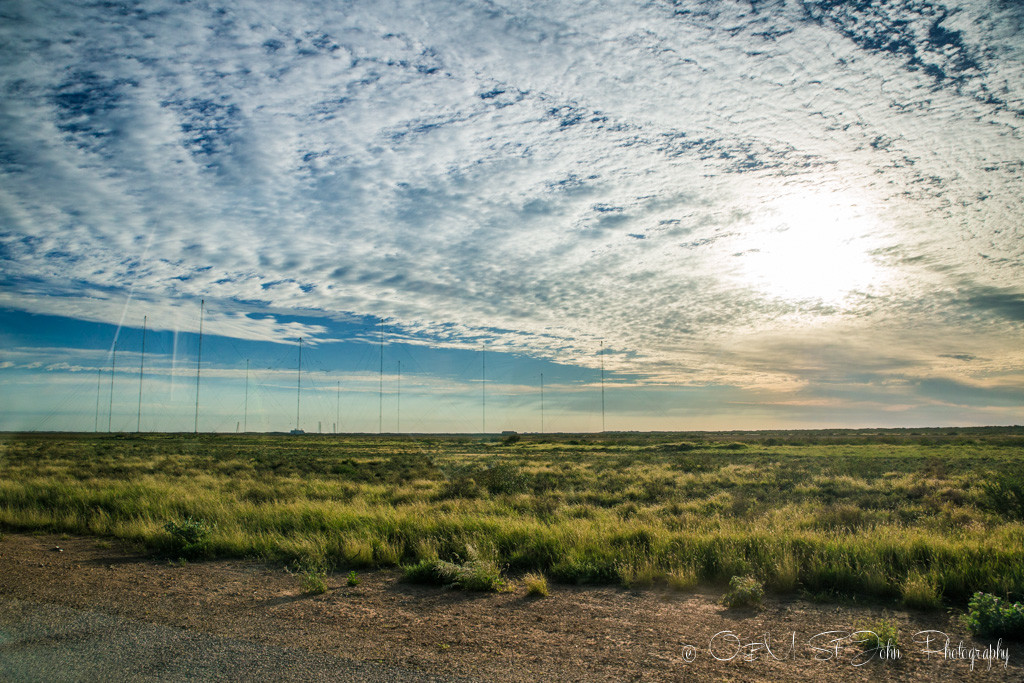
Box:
0;533;1018;681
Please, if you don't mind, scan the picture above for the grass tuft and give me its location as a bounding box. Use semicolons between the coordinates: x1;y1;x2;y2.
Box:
523;572;549;597
901;570;942;610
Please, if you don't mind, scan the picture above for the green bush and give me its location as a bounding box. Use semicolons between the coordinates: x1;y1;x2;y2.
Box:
854;616;900;651
163;517;213;559
402;547;505;592
722;575;764;608
965;592;1024;639
979;476;1024;520
346;570;361;587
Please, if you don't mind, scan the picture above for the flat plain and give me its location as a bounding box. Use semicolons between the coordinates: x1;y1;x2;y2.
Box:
0;428;1022;680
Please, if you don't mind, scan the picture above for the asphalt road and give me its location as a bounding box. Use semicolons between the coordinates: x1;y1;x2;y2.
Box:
0;598;471;682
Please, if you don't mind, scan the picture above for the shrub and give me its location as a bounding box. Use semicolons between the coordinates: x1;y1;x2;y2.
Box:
479;463;529;495
346;570;360;587
523;572;549;597
965;592;1024;639
722;575;764;608
902;571;942;609
402;546;505;592
163;517;214;559
854;616;900;651
979;476;1024;520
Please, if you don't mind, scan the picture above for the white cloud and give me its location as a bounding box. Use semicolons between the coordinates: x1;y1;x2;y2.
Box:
1;0;1021;398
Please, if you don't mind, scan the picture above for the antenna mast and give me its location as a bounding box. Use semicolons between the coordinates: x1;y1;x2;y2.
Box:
108;342;116;432
243;359;249;433
335;380;340;434
296;337;302;431
137;316;146;433
95;367;102;432
397;360;401;434
600;340;605;433
540;372;544;435
481;344;486;434
194;299;204;434
378;319;384;434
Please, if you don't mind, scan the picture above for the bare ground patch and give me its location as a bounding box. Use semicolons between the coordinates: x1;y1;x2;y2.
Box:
0;533;1017;681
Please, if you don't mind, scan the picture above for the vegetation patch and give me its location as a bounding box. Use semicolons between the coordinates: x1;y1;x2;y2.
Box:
722;575;764;609
523;572;549;597
162;517;214;560
964;592;1024;639
1;429;1023;610
854;616;900;651
403;546;506;592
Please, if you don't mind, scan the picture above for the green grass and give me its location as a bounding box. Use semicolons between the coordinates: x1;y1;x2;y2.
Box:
1;428;1023;608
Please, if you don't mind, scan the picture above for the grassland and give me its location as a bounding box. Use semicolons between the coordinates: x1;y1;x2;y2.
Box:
1;428;1022;608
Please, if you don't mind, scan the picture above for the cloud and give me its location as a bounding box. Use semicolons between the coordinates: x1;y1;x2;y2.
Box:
0;0;1021;399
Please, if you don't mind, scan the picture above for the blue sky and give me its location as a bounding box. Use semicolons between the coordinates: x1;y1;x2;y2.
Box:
1;0;1022;432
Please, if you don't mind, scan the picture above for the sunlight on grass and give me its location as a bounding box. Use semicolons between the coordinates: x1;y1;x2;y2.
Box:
1;430;1022;607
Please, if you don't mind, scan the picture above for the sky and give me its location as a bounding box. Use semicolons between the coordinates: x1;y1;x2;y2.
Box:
1;0;1022;433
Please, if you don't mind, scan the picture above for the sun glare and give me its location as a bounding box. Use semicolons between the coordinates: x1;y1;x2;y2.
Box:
736;193;882;304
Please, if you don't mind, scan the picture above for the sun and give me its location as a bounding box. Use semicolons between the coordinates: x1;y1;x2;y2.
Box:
735;192;883;304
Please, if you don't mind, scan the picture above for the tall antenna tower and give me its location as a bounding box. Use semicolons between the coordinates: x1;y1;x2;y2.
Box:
137;316;146;433
243;359;249;433
335;380;340;434
378;319;384;434
481;344;486;434
540;372;544;435
397;360;401;434
95;367;102;432
108;342;116;432
600;340;605;433
296;337;302;431
194;299;204;434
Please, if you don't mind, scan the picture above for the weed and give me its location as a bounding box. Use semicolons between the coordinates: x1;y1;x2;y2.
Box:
964;592;1024;639
347;570;360;587
853;616;900;651
722;575;764;609
523;572;549;597
298;564;329;595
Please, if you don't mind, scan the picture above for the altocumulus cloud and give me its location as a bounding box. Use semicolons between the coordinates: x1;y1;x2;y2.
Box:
0;0;1022;424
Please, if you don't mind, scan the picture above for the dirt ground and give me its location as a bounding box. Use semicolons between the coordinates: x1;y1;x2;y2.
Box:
0;533;1018;681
